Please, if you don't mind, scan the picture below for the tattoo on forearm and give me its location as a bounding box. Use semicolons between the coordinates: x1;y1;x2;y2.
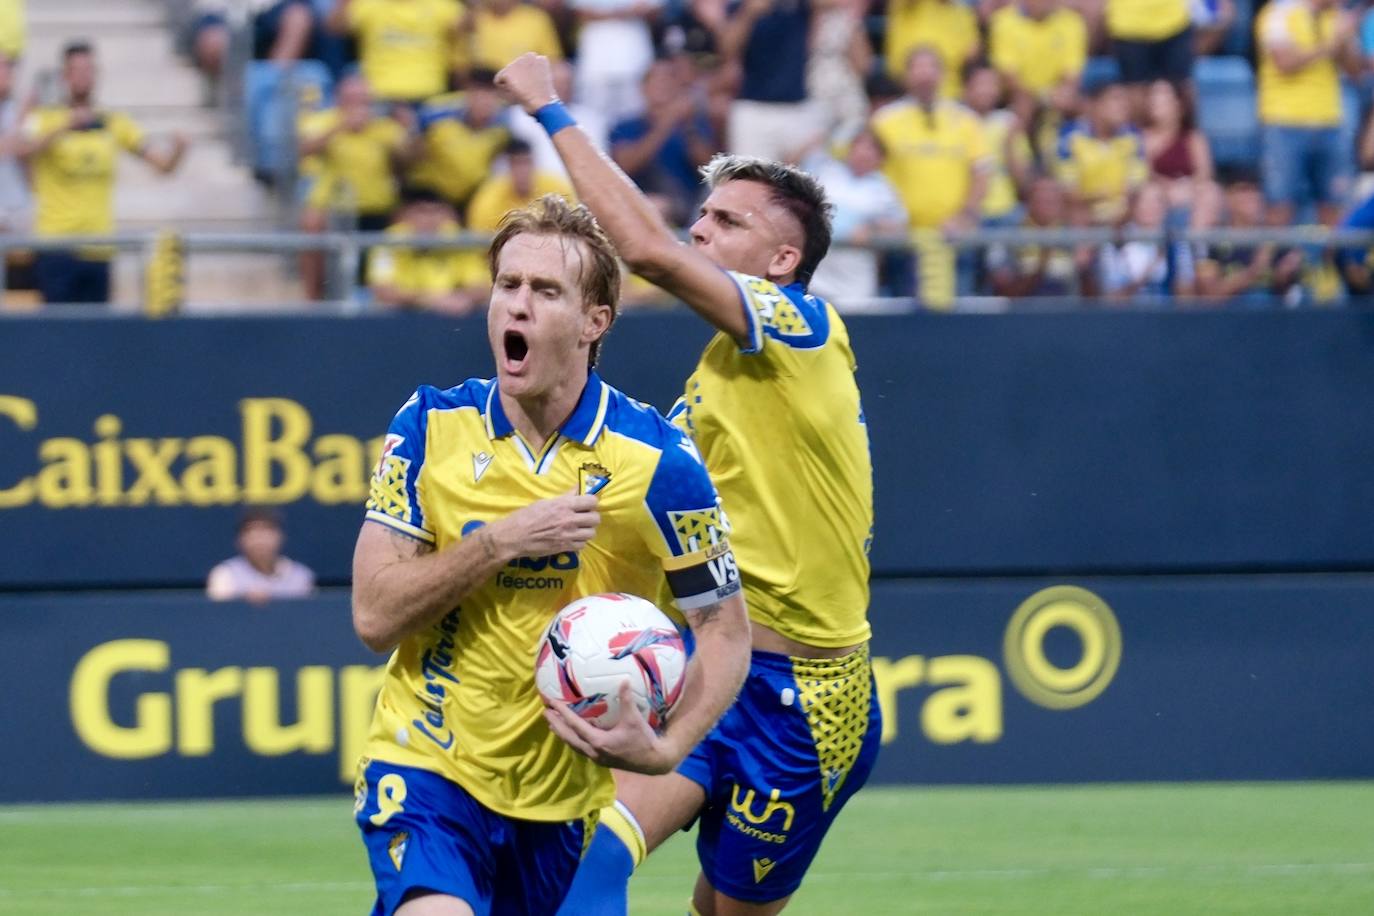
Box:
688;601;723;629
477;528;499;561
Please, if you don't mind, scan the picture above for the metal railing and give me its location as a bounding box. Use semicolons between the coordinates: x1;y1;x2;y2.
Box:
5;226;1374;314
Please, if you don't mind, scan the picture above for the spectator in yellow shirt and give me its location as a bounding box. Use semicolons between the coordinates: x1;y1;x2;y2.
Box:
884;0;980;99
298;74;420;297
0;0;24;60
1256;0;1361;228
872;46;990;306
1055;81;1148;225
872;46;991;231
458;0;564;75
408;70;512;207
466;138;575;232
989;0;1089;126
328;0;463;105
963;64;1032;226
18;42;187;304
368;186;490;313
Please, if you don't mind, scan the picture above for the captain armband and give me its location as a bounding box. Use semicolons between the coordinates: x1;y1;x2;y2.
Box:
662;540;741;610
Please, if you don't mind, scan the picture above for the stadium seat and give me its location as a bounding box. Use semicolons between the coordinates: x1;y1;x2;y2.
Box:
1082;57;1122;93
243;60;334;184
1194;56;1258;169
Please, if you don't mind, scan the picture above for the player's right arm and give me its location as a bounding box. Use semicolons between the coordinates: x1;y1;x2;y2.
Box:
352;494;598;652
495;53;752;345
351;386;601;652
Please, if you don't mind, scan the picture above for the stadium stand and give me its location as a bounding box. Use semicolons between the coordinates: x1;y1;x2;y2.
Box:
4;0;1374;311
17;0;294;306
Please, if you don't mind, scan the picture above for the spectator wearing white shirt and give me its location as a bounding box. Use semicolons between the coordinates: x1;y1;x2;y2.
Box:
802;129;908;305
507;59;609;180
1096;182;1195;303
571;0;663;126
206;507;317;604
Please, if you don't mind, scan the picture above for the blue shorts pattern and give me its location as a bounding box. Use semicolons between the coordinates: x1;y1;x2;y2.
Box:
355;760;591;916
676;646;881;903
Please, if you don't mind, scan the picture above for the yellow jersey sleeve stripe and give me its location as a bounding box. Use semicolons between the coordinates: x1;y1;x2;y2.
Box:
364;511;436;544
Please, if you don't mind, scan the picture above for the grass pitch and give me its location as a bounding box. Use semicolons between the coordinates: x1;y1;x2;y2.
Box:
1;783;1371;914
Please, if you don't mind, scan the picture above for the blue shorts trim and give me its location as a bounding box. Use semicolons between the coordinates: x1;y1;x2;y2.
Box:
677;647;881;903
355;760;588;916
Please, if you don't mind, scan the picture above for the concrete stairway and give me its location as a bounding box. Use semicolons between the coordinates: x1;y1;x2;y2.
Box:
21;0;303;309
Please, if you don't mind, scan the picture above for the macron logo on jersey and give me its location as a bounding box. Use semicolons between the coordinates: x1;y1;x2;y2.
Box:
473;451;493;483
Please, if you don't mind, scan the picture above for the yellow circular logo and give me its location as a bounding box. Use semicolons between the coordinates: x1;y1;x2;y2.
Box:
1002;586;1121;710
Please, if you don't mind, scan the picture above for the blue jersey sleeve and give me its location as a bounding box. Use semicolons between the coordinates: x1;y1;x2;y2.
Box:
364;388;435;543
642;427;741;610
725;271;831;355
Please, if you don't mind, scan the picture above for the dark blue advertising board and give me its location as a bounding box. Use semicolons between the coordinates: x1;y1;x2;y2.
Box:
3;577;1371;802
7;311;1374;588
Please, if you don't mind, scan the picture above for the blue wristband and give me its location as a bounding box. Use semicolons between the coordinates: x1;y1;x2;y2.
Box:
534;101;577;136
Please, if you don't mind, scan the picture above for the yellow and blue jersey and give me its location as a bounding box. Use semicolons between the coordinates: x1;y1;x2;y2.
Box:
1055;121;1148;222
362;371;739;822
670;273;873;649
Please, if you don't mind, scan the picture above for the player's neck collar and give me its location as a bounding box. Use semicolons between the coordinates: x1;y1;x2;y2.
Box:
484;372;610;448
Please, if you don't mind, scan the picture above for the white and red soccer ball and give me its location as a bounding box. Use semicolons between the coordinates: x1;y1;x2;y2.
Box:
535;593;687;730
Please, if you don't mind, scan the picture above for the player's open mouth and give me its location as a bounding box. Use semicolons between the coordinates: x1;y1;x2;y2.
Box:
503;330;530;372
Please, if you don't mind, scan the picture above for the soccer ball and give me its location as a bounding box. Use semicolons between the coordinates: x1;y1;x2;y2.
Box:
535;593;687;730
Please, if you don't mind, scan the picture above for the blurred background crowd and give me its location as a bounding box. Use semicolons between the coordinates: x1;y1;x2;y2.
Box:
8;0;1374;311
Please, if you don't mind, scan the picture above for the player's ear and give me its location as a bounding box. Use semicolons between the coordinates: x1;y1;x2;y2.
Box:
768;243;802;283
581;302;612;347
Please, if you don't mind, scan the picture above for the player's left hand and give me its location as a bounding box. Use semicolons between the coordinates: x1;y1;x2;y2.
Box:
543;681;679;775
495;53;558;115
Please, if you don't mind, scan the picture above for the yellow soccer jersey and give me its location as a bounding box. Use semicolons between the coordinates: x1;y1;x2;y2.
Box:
409;95;509;206
466;172;575;232
362;373;739;821
1055;121;1148;222
977;109;1028;220
21;107;145;239
872;98;991;229
460;5;564;73
989;5;1088;98
347;0;462;103
670;274;873;649
884;0;979;98
1257;0;1342;127
365;220;488;297
299;111;407;216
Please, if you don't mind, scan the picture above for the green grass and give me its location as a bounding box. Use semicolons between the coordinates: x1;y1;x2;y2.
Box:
1;784;1372;914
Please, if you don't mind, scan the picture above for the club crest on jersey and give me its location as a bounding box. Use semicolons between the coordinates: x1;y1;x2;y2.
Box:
579;461;611;496
388;831;409;870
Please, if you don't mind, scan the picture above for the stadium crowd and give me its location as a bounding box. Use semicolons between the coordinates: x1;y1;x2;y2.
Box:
10;0;1374;307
